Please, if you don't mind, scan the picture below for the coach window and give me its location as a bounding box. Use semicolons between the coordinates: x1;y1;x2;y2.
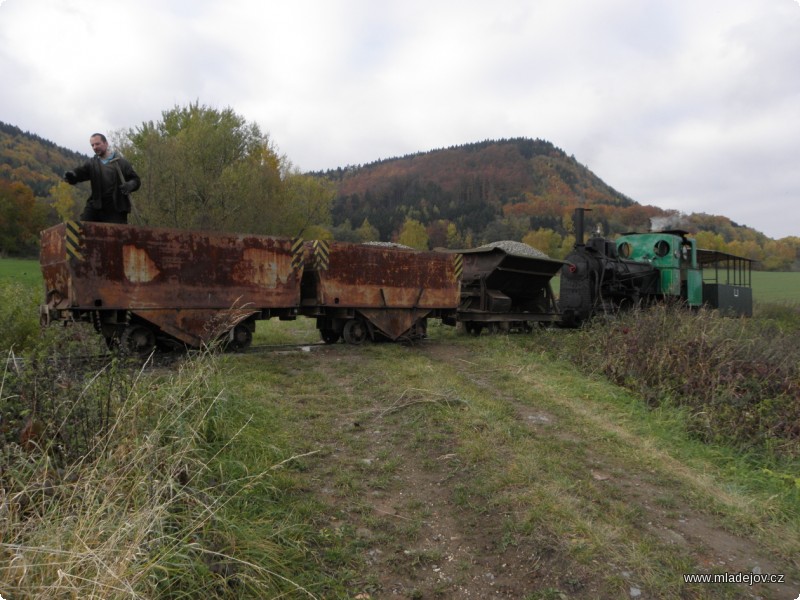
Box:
618;242;632;258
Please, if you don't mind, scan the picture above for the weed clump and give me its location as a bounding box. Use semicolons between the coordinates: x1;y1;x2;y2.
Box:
0;282;40;352
542;304;800;459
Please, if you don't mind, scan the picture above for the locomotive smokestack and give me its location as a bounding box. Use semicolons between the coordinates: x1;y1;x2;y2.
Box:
574;208;592;247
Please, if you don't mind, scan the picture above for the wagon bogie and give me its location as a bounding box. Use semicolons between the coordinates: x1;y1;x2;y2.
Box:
460;316;547;336
315;310;427;345
223;319;256;351
120;323;158;357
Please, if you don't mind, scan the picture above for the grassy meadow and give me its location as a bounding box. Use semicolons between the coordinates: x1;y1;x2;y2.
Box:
0;257;44;288
750;270;800;304
1;256;799;598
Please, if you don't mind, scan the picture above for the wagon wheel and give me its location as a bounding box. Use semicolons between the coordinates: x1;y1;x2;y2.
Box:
226;323;253;351
464;322;483;336
120;324;157;357
342;319;368;345
320;328;341;344
104;333;120;350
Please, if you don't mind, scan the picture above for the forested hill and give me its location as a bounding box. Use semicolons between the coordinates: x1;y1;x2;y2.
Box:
328;138;633;206
0;121;88;196
316;137;656;244
0;122;93;255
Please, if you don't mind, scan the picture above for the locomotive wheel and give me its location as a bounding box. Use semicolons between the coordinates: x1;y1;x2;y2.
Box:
121;324;157;357
320;328;341;344
226;324;253;351
342;319;368;345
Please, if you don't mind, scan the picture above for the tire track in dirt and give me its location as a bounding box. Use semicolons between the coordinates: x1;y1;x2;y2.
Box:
420;339;800;600
302;342;602;599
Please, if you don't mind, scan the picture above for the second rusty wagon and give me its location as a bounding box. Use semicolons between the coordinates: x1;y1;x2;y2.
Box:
300;240;462;344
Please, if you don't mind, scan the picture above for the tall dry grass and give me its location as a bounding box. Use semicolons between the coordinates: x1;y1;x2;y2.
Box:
1;337;315;599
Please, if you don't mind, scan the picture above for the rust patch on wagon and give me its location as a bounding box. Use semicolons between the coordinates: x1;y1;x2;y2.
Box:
123;245;161;283
231;248;289;287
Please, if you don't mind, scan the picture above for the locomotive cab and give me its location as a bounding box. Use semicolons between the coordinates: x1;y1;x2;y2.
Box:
615;231;702;307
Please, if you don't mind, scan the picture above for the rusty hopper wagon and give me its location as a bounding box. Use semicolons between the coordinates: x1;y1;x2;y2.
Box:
452;241;564;335
39;221;304;353
300;240;462;344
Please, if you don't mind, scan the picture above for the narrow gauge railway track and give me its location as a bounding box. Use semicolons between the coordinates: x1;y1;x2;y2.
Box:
4;330;450;377
2;349;184;373
240;341;327;355
2;342;331;376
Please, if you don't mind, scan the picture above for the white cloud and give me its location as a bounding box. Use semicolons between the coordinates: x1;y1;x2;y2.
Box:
0;0;798;238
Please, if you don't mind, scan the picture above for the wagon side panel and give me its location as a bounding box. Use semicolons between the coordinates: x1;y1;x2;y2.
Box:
303;241;461;340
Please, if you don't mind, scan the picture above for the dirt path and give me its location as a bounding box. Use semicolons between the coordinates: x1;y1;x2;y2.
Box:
288;339;799;600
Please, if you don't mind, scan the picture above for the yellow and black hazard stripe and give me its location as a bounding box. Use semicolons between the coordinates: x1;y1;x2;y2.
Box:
453;253;463;280
65;220;84;261
312;239;330;270
291;237;305;271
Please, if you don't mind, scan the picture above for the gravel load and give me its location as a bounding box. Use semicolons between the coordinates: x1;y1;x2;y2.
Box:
363;241;414;250
478;240;550;259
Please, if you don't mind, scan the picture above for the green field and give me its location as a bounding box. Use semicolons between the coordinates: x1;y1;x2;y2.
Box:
750;270;800;304
0;257;43;288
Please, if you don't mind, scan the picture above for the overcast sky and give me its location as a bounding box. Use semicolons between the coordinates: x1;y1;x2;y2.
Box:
1;0;798;239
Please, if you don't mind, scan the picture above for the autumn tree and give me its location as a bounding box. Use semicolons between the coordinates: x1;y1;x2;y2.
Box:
557;234;576;260
279;168;335;238
355;218;379;242
0;180;46;255
397;218;429;249
726;240;764;263
331;219;360;242
760;240;795;271
692;230;727;252
119;102;332;236
522;228;563;258
48;181;82;221
445;222;464;248
425;219;451;248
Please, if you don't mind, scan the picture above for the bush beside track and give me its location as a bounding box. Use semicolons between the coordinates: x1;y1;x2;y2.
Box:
531;303;800;459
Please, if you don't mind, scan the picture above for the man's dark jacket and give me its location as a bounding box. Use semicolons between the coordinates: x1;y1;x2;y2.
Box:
72;154;141;213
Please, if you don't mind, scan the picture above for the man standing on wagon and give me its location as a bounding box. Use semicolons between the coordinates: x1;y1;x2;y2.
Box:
63;133;140;224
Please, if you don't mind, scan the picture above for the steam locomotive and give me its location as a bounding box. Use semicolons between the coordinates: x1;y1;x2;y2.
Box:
559;208;753;327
